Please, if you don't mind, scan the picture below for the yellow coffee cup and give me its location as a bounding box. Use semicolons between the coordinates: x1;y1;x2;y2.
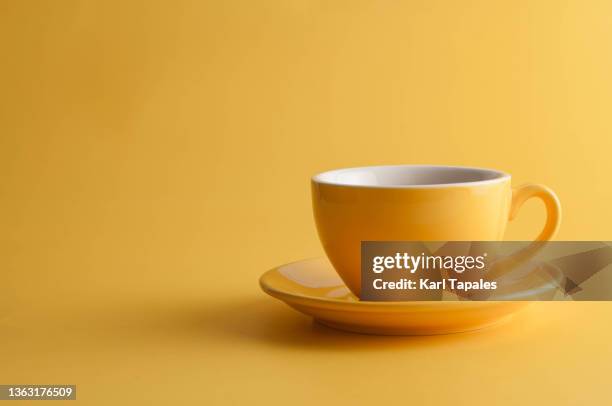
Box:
312;165;561;296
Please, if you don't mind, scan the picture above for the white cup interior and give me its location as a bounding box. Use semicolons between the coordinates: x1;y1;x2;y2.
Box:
313;165;509;188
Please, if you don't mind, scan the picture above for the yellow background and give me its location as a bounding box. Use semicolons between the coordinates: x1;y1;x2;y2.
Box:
1;1;611;404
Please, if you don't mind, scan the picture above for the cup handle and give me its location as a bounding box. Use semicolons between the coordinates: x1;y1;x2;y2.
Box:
487;184;561;279
509;184;561;242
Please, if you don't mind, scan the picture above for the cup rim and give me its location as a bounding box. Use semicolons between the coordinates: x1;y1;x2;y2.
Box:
312;164;511;189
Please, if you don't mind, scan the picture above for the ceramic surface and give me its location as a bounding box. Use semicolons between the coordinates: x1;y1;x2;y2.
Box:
312;165;561;295
259;258;543;335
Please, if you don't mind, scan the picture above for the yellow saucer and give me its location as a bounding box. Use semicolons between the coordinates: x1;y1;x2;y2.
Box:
259;258;535;335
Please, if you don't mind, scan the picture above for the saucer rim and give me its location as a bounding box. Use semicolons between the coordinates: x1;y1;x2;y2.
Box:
259;258;551;313
260;274;524;314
